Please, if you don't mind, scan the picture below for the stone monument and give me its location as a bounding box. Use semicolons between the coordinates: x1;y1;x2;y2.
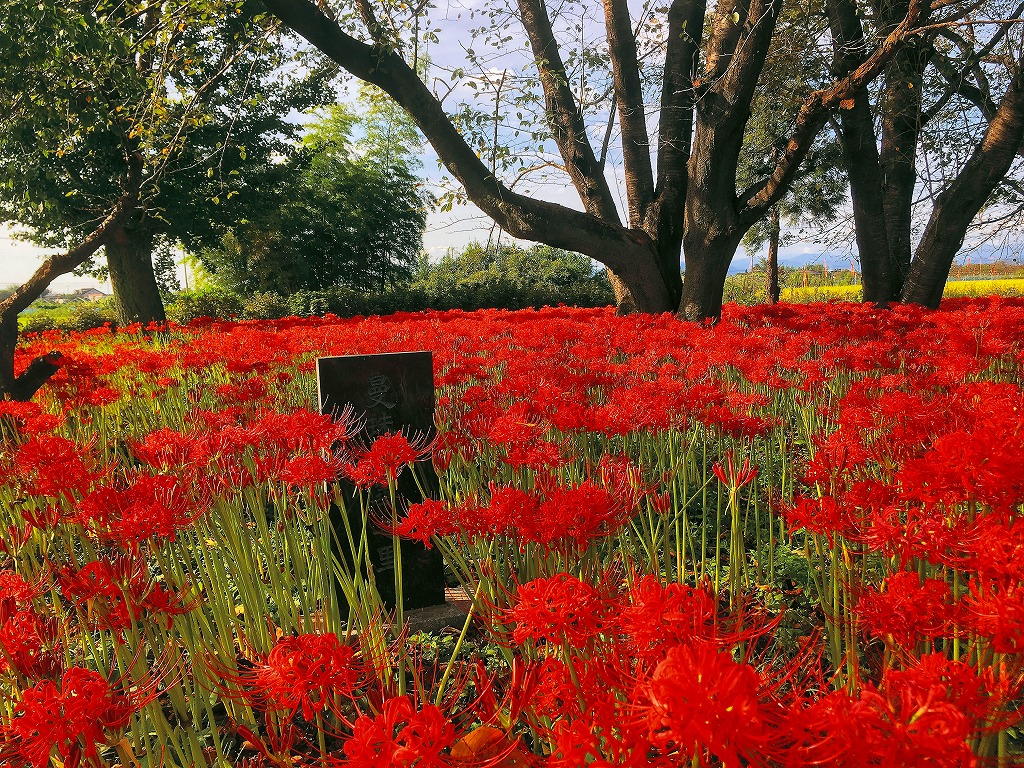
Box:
317;351;447;611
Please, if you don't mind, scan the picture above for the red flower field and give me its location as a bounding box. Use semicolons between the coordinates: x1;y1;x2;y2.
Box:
2;298;1024;766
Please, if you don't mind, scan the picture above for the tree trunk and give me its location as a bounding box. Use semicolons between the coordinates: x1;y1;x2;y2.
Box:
265;0;926;323
902;53;1024;307
679;229;744;321
0;186;138;401
607;271;638;314
106;223;165;325
767;206;781;304
878;32;930;296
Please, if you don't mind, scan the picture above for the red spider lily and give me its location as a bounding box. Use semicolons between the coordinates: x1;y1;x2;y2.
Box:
961;580;1024;654
0;608;63;679
76;473;209;547
278;452;345;488
0;569;37;611
786;676;978;768
0;664;164;768
0;400;61;435
711;450;758;490
213;632;366;723
389;498;459;547
854;571;955;650
617;576;721;660
342;695;457;767
470;656;541;731
13;434;104;500
345;431;432;487
57;554;197;633
3;299;1024;766
255;633;364;720
503;573;607;649
636;640;775;767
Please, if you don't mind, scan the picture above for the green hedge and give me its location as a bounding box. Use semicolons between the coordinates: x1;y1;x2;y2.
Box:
168;281;614;323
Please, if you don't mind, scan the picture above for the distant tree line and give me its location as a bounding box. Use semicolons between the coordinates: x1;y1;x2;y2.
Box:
173;241;613;322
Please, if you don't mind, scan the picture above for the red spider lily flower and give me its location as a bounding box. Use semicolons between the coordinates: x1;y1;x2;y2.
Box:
250;408;358;455
130;427;215;470
0;665;161;768
0;400;61;435
482;486;538;539
619;576;720;660
345;431;431;487
278;453;343;488
14;434;102;500
886;653;1009;729
534;481;625;550
504;573;606;649
222;632;365;722
0;570;37;612
780;494;857;546
389;499;459;547
342;695;456;767
0;609;63;679
531;657;586;721
471;656;540;729
855;571;955;650
77;474;208;547
961;580;1024;654
711;450;758;490
788;677;977;768
58;555;196;633
639;640;772;767
545;719;605;767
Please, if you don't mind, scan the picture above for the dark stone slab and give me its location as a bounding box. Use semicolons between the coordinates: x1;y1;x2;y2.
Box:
317;352;446;612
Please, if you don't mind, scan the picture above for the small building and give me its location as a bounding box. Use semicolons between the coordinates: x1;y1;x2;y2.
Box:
74;287;107;302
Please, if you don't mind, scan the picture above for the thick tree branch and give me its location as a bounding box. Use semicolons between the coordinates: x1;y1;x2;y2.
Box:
877;0;932;290
0;167;140;402
603;0;655;225
516;0;620;223
261;0;673;309
654;0;704;199
646;0;705;288
0;193;137;322
714;0;782;109
739;0;928;223
824;0;895;303
928;47;998;120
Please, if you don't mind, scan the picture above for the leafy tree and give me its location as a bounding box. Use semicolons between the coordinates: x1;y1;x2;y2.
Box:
261;0;937;320
416;242;609;292
0;0;150;399
0;0;335;326
199;104;431;294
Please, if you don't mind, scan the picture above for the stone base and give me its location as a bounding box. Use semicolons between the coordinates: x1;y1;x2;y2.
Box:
405;587;472;635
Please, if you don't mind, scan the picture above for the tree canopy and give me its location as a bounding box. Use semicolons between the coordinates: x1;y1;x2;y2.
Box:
0;0;337;324
198;103;431;295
